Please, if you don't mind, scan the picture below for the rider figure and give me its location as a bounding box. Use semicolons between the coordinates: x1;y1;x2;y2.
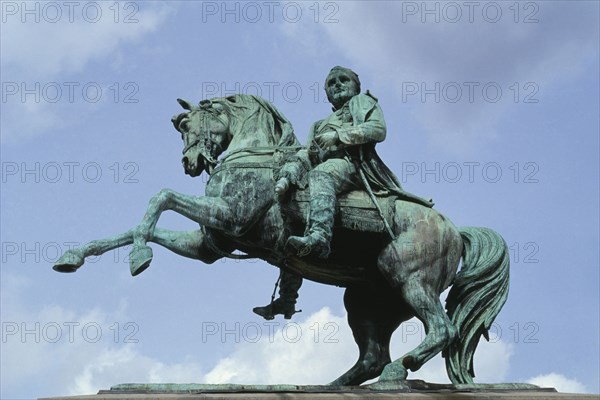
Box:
253;66;433;320
286;66;385;258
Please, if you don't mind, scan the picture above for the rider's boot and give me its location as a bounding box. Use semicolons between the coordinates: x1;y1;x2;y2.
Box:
286;171;336;259
253;271;303;320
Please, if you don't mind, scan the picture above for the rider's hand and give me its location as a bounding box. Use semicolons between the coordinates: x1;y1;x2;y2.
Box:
275;161;302;196
317;130;339;148
279;161;300;182
275;178;290;197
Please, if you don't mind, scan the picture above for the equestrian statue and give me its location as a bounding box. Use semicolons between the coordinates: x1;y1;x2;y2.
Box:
53;67;510;386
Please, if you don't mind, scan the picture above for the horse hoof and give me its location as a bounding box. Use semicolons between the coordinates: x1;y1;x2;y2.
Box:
379;361;408;382
129;245;153;276
53;250;84;273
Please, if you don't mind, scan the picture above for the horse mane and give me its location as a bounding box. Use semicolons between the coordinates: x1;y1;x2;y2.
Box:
214;94;300;147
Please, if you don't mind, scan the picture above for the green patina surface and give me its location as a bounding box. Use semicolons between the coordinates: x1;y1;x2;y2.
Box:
54;67;512;388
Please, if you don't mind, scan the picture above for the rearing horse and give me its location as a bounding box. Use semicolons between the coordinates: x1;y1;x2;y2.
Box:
53;94;510;386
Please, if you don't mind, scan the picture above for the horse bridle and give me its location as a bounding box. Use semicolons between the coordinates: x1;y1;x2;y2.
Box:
182;101;228;170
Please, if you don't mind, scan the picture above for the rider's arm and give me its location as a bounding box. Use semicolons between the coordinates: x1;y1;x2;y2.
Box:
337;97;386;146
275;124;316;195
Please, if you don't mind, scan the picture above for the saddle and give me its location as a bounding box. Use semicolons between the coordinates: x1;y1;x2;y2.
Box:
282;189;396;234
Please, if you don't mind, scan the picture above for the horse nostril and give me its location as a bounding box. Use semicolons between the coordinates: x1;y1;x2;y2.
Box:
182;157;189;166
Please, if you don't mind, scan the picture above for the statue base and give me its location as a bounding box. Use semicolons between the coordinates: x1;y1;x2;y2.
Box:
39;381;597;399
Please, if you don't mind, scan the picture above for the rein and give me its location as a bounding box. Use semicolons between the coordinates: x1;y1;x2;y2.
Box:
182;139;201;155
210;145;303;176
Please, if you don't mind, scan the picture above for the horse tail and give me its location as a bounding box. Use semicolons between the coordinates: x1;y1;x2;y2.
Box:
443;226;510;384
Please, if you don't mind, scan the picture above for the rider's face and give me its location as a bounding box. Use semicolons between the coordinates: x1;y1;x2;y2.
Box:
325;71;359;109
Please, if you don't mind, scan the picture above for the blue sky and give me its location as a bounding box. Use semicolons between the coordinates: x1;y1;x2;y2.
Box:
1;1;598;398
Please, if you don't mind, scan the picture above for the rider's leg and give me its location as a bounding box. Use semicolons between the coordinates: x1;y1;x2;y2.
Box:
286;158;357;258
253;271;303;320
286;170;336;258
256;158;358;318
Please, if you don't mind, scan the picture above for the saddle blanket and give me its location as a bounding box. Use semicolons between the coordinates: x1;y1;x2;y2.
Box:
282;189;396;233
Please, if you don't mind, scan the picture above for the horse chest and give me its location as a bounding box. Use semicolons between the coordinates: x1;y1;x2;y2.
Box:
206;168;273;206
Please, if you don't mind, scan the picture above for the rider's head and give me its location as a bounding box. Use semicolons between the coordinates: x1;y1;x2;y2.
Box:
325;66;361;110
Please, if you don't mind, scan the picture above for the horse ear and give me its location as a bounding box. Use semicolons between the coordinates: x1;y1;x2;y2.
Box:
177;98;195;110
171;114;182;131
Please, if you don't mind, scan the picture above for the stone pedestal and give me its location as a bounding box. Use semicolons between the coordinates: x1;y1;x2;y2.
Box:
39;382;598;400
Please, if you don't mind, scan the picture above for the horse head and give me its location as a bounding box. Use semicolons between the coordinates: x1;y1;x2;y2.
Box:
171;97;233;176
172;94;299;177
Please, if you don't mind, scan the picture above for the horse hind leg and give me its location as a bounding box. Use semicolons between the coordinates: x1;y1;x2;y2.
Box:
330;285;410;386
376;209;461;382
379;283;458;381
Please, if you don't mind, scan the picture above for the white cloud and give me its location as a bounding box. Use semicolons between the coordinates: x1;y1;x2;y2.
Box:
0;2;174;143
528;373;587;394
66;346;204;396
1;3;173;80
2;272;586;398
203;307;355;384
0;274;204;398
202;307;514;385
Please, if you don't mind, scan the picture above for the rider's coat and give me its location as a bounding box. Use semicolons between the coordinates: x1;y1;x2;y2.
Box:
307;92;433;207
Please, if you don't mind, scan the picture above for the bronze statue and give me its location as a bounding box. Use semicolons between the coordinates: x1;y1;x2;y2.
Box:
254;66;433;320
53;68;510;386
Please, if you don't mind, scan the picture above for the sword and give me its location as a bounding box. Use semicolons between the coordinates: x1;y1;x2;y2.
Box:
355;147;396;241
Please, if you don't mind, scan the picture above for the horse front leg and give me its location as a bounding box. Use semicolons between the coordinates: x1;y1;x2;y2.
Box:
54;227;222;275
54;229;135;273
129;188;248;274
